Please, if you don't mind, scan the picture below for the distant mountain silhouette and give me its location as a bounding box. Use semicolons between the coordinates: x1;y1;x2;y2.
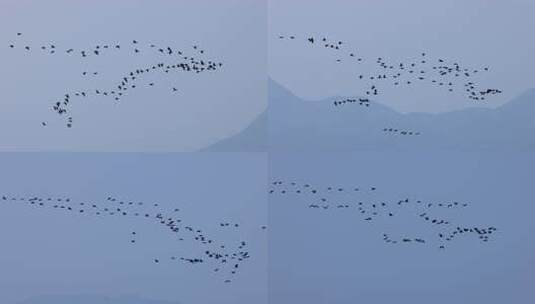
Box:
18;294;181;304
269;79;535;151
201;110;267;152
203;78;535;151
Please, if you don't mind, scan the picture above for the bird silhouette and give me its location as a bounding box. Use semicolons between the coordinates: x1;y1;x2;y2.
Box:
269;178;497;250
6;33;224;128
0;192;264;283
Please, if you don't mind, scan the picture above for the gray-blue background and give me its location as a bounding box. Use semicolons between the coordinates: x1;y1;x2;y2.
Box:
269;151;534;304
0;0;266;151
0;153;267;304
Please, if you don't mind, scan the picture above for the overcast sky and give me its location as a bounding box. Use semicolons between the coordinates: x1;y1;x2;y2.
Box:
0;153;267;304
269;151;535;304
269;0;535;113
0;0;266;151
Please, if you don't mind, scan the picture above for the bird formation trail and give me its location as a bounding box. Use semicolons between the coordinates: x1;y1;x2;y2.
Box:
382;128;421;136
333;98;370;107
7;32;223;128
269;180;497;250
277;34;504;135
1;194;266;283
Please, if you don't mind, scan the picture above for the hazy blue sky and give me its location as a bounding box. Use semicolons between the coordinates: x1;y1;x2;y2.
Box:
269;0;535;113
0;153;267;304
0;0;266;151
1;2;534;304
269;151;535;304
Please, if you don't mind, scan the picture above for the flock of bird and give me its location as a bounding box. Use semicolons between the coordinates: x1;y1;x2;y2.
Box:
277;34;504;136
269;180;497;249
8;32;223;128
1;193;266;283
278;34;502;101
382;128;421;136
333;98;370;107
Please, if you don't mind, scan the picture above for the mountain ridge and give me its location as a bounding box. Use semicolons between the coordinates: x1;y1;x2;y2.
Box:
202;79;535;151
